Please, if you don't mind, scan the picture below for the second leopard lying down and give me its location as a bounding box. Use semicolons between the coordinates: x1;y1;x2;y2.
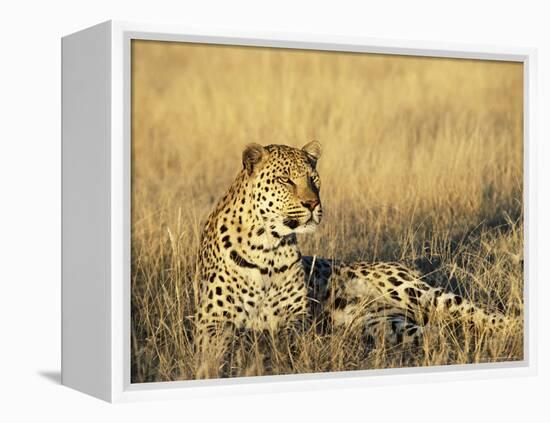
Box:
195;141;508;377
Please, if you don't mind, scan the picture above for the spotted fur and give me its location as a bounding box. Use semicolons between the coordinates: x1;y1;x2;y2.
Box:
195;141;508;378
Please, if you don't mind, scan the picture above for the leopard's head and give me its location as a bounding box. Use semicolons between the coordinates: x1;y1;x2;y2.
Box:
242;141;322;236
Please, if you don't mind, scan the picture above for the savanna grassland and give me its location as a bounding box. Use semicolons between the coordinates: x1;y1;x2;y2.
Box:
131;40;524;383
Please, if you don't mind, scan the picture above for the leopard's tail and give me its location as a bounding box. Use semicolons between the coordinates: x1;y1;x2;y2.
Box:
402;280;512;333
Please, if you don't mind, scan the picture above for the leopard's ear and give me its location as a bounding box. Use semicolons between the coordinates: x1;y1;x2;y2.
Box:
302;140;322;160
242;143;266;175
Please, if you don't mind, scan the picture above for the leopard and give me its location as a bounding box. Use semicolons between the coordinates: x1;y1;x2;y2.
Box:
194;141;509;378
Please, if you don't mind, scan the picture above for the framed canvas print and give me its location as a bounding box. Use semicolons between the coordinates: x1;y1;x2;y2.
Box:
61;21;537;402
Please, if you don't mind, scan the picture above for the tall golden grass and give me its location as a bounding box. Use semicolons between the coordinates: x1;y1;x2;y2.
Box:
131;40;524;382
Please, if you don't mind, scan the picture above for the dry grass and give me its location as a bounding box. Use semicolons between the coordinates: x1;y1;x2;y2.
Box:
130;40;524;382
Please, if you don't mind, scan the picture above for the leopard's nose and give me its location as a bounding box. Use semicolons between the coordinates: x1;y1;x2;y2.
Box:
301;199;320;211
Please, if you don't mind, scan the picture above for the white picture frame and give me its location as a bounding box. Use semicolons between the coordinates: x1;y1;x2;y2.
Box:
61;20;537;403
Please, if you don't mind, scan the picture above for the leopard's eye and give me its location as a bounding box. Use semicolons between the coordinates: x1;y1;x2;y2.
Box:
310;173;320;188
278;176;293;185
310;176;320;188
